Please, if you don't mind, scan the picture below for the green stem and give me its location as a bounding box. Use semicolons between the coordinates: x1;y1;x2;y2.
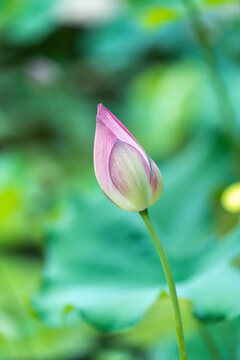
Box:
139;209;187;360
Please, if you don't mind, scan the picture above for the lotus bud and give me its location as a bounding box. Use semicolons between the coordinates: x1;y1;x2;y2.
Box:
94;104;164;212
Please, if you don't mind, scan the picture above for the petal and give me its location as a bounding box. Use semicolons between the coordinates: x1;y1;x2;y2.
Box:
109;139;152;212
148;158;164;207
97;104;149;166
94;118;135;211
94;117;116;192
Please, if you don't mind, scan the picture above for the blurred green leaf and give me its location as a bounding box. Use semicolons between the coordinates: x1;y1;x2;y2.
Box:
127;0;239;31
178;227;240;321
83;19;155;72
0;151;66;247
145;317;240;360
117;297;197;347
126;60;226;158
33;194;162;331
0;66;95;156
150;132;236;250
0;255;97;360
0;0;57;44
0;152;37;244
126;61;203;157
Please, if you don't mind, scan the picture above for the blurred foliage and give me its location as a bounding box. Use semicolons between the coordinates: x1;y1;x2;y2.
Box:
0;0;239;359
0;0;57;44
0;255;97;360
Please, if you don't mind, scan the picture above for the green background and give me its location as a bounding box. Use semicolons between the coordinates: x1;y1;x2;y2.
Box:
0;0;239;359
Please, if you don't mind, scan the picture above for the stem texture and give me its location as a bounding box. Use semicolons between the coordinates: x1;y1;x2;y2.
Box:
139;208;187;360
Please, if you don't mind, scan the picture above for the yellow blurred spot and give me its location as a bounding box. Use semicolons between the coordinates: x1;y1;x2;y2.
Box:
143;8;179;28
221;182;240;213
0;188;20;220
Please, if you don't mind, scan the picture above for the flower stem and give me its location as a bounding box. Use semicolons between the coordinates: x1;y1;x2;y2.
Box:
139;208;187;360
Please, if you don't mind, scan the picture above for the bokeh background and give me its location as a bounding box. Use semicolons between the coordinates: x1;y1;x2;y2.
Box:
0;0;240;359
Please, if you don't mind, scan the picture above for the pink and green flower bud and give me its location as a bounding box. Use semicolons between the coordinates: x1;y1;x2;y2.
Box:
94;104;164;212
